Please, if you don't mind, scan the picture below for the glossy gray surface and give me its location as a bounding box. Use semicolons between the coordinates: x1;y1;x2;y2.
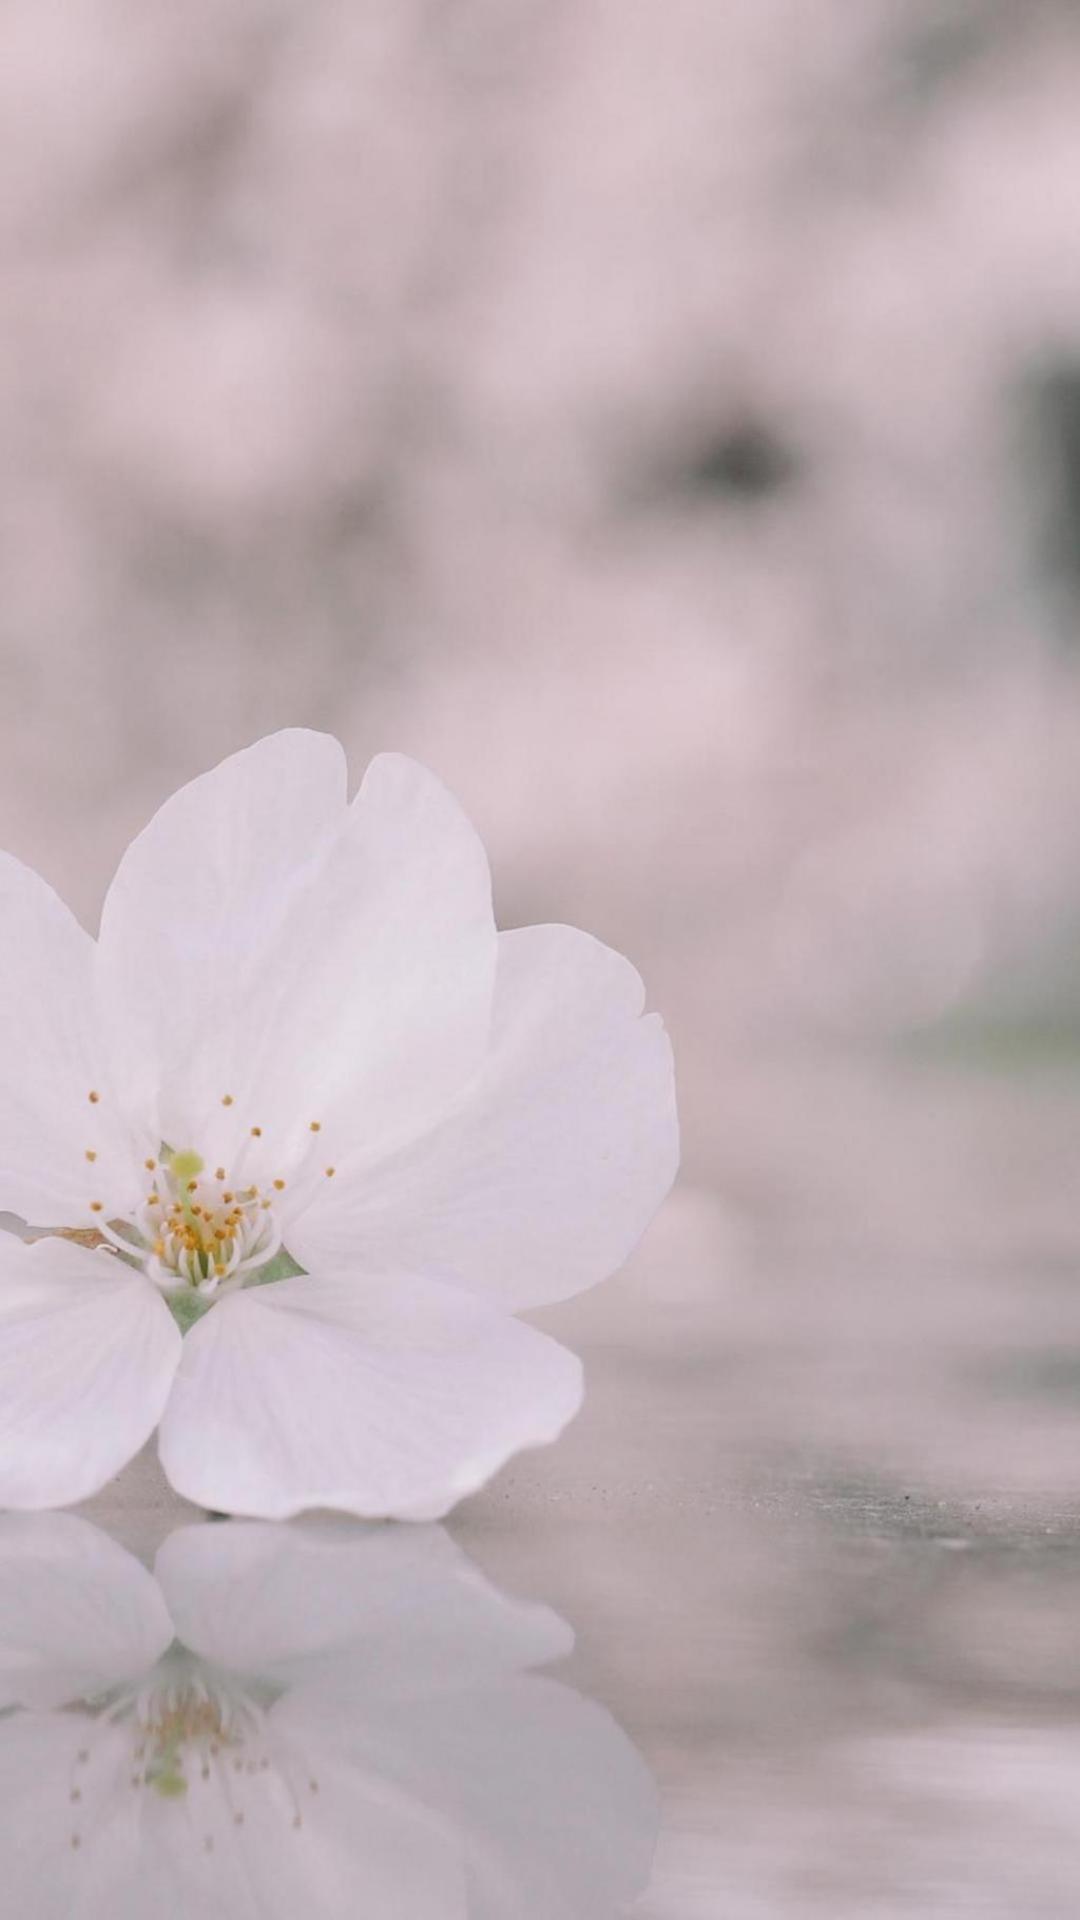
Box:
80;1056;1080;1918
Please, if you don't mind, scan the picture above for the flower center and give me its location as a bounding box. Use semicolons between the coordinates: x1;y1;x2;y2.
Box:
66;1657;319;1854
137;1149;283;1294
141;1682;237;1799
74;1091;339;1320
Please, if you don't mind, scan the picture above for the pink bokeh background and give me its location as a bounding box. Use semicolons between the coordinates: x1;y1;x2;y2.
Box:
4;6;1078;1287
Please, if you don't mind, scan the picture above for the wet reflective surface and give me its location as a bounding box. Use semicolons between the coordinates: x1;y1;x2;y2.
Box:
11;1058;1080;1918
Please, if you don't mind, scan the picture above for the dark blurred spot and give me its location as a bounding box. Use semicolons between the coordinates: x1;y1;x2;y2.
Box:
1026;363;1080;629
682;423;797;501
893;7;990;103
982;1350;1080;1405
616;414;799;520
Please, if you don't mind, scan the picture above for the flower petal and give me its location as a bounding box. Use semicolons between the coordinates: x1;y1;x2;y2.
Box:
95;728;348;1149
0;1237;180;1509
0;853;145;1225
97;740;496;1178
0;1512;173;1709
282;1676;659;1920
158;1270;582;1520
155;1518;571;1693
142;1731;463;1920
0;1713;145;1920
291;923;679;1310
238;751;497;1180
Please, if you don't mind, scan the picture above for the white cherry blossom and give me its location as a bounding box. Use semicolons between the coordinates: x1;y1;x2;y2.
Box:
0;1512;657;1920
0;731;677;1515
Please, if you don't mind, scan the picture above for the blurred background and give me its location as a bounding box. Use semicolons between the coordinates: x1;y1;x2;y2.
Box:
13;2;1080;1911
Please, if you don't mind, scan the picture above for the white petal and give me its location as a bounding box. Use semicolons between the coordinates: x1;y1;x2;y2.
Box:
0;853;146;1225
95;729;348;1149
0;1714;145;1920
0;1237;181;1509
282;1676;658;1920
0;1512;173;1708
96;740;495;1179
143;1730;464;1920
158;1271;582;1520
257;752;496;1169
291;923;679;1310
155;1519;571;1693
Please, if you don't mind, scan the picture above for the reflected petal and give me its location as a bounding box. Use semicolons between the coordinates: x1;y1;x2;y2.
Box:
0;1513;172;1710
0;1512;656;1920
156;1518;572;1693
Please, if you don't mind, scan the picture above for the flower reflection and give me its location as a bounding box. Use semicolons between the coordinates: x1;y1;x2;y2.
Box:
0;1514;656;1918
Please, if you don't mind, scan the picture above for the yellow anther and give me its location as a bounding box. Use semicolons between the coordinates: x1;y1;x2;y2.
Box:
90;1202;103;1213
222;1191;234;1204
88;1090;100;1104
215;1167;226;1181
221;1094;234;1107
309;1121;321;1133
250;1126;262;1138
272;1179;285;1191
85;1149;97;1162
144;1158;156;1171
153;1241;165;1257
325;1166;336;1178
186;1180;198;1194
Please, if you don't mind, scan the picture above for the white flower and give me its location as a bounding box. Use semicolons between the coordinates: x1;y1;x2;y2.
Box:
0;731;677;1515
0;1511;657;1919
